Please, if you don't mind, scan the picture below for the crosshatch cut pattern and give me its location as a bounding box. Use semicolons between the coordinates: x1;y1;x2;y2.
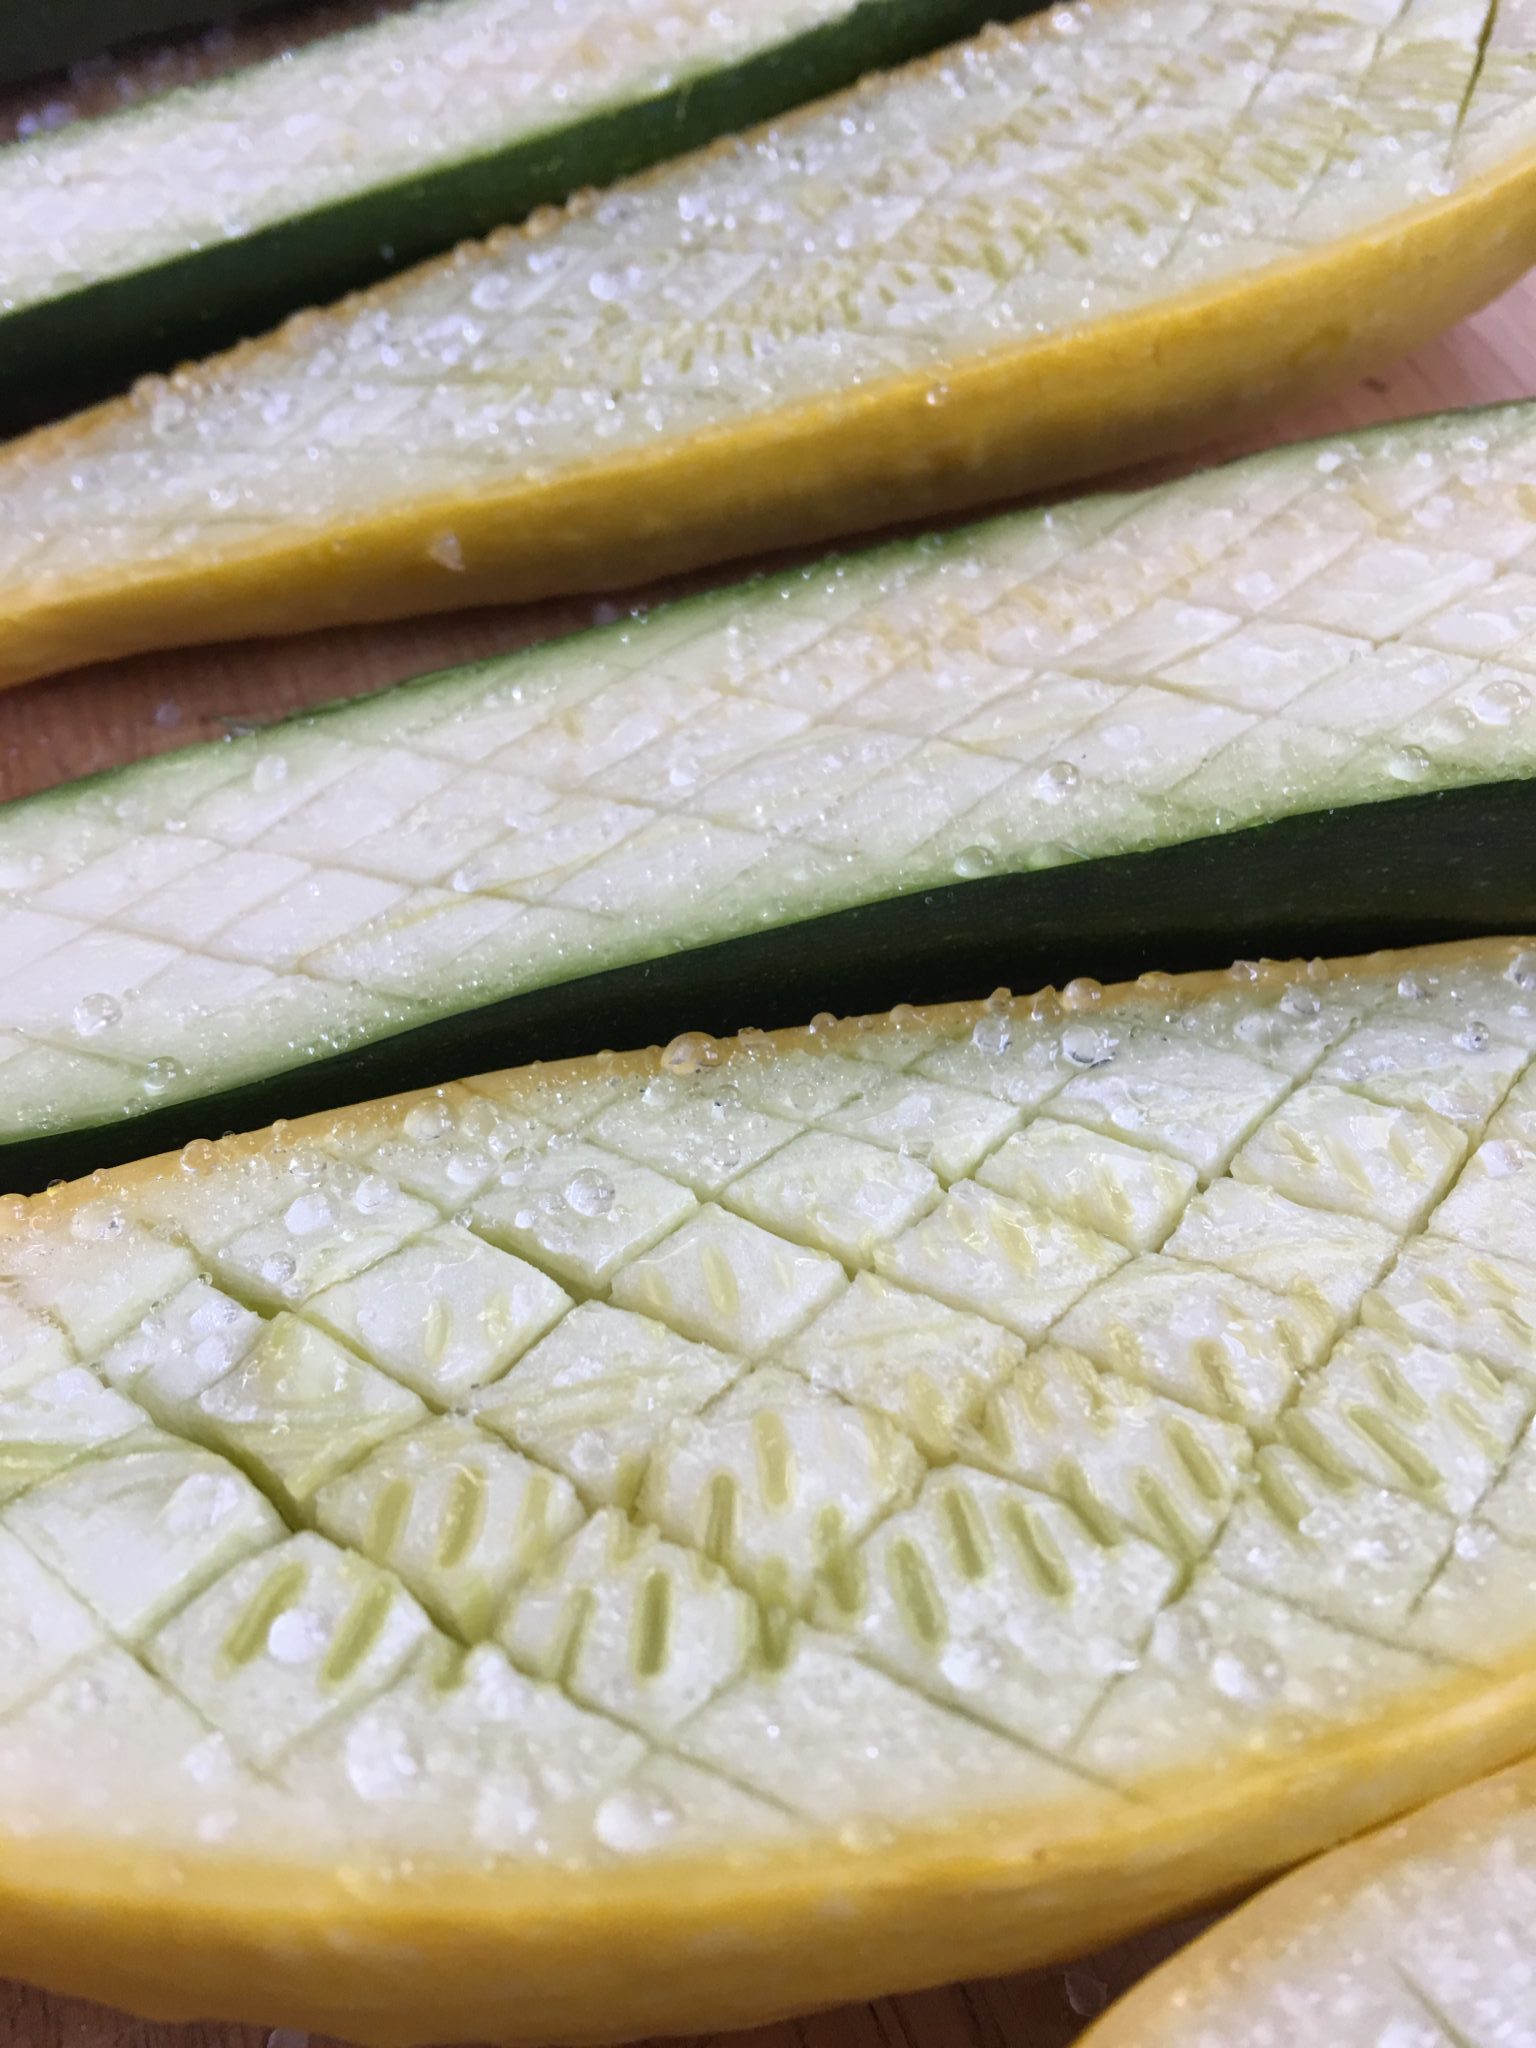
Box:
5;403;1536;1152
0;0;884;314
3;173;1536;2048
7;0;1536;577
1082;1751;1536;2045
2;0;1535;686
4;940;1536;1898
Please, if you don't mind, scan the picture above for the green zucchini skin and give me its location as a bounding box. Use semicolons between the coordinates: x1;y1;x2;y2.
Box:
0;0;268;86
7;779;1531;1194
0;0;1017;432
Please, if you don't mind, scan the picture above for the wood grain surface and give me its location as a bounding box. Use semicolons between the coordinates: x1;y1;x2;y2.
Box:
1;269;1532;2048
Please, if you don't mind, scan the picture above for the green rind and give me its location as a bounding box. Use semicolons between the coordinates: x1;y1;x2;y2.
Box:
0;0;1016;430
4;401;1533;1189
7;778;1534;1193
0;0;268;86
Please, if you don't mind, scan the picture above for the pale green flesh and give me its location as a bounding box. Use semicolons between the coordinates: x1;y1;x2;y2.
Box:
0;0;865;316
3;0;1536;592
3;942;1536;1864
4;405;1536;1141
1099;1764;1536;2044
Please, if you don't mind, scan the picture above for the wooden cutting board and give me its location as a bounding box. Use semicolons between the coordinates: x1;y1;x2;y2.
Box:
1;272;1533;2048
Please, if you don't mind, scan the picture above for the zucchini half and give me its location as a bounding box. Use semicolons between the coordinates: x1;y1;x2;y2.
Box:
0;0;1015;429
5;404;1536;1186
3;0;1535;686
1084;1757;1536;2044
0;0;268;88
4;938;1536;2044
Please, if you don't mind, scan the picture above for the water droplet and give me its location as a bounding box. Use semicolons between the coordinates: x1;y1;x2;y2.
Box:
267;1609;327;1664
1386;745;1431;783
404;1102;452;1143
661;1031;721;1076
1033;760;1081;803
142;1057;183;1096
342;1716;420;1803
1156;1604;1211;1663
1209;1639;1284;1705
1062;1024;1117;1068
594;1787;678;1853
69;1207;124;1244
971;1014;1012;1057
1063;1970;1109;2018
938;1639;998;1691
1279;985;1321;1017
352;1173;393;1214
1398;973;1429;1001
251;753;289;792
1455;1020;1491;1054
73;992;122;1037
1465;676;1530;727
428;531;465;572
1510;951;1536;992
287;1146;326;1186
1481;1140;1525;1181
1234;1011;1282;1053
565;1168;615;1218
952;843;996;879
283;1194;333;1236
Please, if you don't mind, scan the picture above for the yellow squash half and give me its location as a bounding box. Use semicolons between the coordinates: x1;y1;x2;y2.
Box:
1083;1754;1536;2042
3;938;1536;2040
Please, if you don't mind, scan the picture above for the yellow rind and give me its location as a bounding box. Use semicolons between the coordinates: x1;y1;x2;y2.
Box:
3;936;1536;2045
1079;1753;1536;2045
1;63;1534;688
5;1665;1536;2043
11;936;1528;1216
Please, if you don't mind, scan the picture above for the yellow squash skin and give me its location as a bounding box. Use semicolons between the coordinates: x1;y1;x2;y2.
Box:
5;1663;1536;2043
1;45;1534;689
3;938;1536;2046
